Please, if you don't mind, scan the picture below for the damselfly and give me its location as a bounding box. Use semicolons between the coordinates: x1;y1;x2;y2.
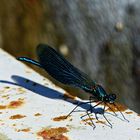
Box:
17;44;128;128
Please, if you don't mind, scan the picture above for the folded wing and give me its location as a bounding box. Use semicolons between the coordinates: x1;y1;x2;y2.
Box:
37;44;96;92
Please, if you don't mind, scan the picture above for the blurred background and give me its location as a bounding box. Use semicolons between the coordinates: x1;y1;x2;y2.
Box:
0;0;139;113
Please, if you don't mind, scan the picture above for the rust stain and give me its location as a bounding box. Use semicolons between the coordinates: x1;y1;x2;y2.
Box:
53;115;68;121
0;105;6;109
34;113;42;116
82;117;95;122
82;117;95;126
38;127;69;140
136;128;140;130
82;121;93;126
63;93;76;100
96;120;106;124
86;122;93;126
9;114;26;119
8;99;24;109
0;98;24;110
17;128;30;132
106;103;127;112
125;111;133;114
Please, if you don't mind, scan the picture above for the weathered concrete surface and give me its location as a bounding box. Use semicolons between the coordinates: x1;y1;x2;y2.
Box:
0;48;140;140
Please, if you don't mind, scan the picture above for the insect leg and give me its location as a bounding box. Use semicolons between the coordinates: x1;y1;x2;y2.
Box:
102;103;113;128
113;103;129;122
86;110;96;129
105;103;118;116
88;96;97;113
66;100;92;118
81;101;103;119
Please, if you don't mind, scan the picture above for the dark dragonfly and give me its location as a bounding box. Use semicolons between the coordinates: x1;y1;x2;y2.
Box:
17;44;128;128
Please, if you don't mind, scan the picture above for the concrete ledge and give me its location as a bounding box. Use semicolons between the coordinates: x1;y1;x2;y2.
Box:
0;48;140;140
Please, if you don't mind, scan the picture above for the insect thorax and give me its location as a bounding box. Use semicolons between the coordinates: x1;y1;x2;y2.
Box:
89;85;108;101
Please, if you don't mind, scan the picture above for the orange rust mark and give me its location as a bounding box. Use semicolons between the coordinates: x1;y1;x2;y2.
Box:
34;113;42;116
125;111;133;114
96;120;106;124
53;115;68;121
86;122;93;126
82;117;95;126
106;103;127;112
0;99;24;110
63;93;76;100
38;127;68;140
8;100;24;109
82;117;95;122
82;120;93;126
0;105;6;109
9;114;26;119
17;128;30;132
137;114;140;117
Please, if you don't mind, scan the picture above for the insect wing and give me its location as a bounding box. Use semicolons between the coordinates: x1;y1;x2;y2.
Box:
36;44;95;91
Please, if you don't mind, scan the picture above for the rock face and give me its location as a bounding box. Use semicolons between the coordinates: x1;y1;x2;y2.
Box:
0;0;139;112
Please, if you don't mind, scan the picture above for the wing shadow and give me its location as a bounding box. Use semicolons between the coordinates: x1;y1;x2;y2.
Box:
0;75;104;115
